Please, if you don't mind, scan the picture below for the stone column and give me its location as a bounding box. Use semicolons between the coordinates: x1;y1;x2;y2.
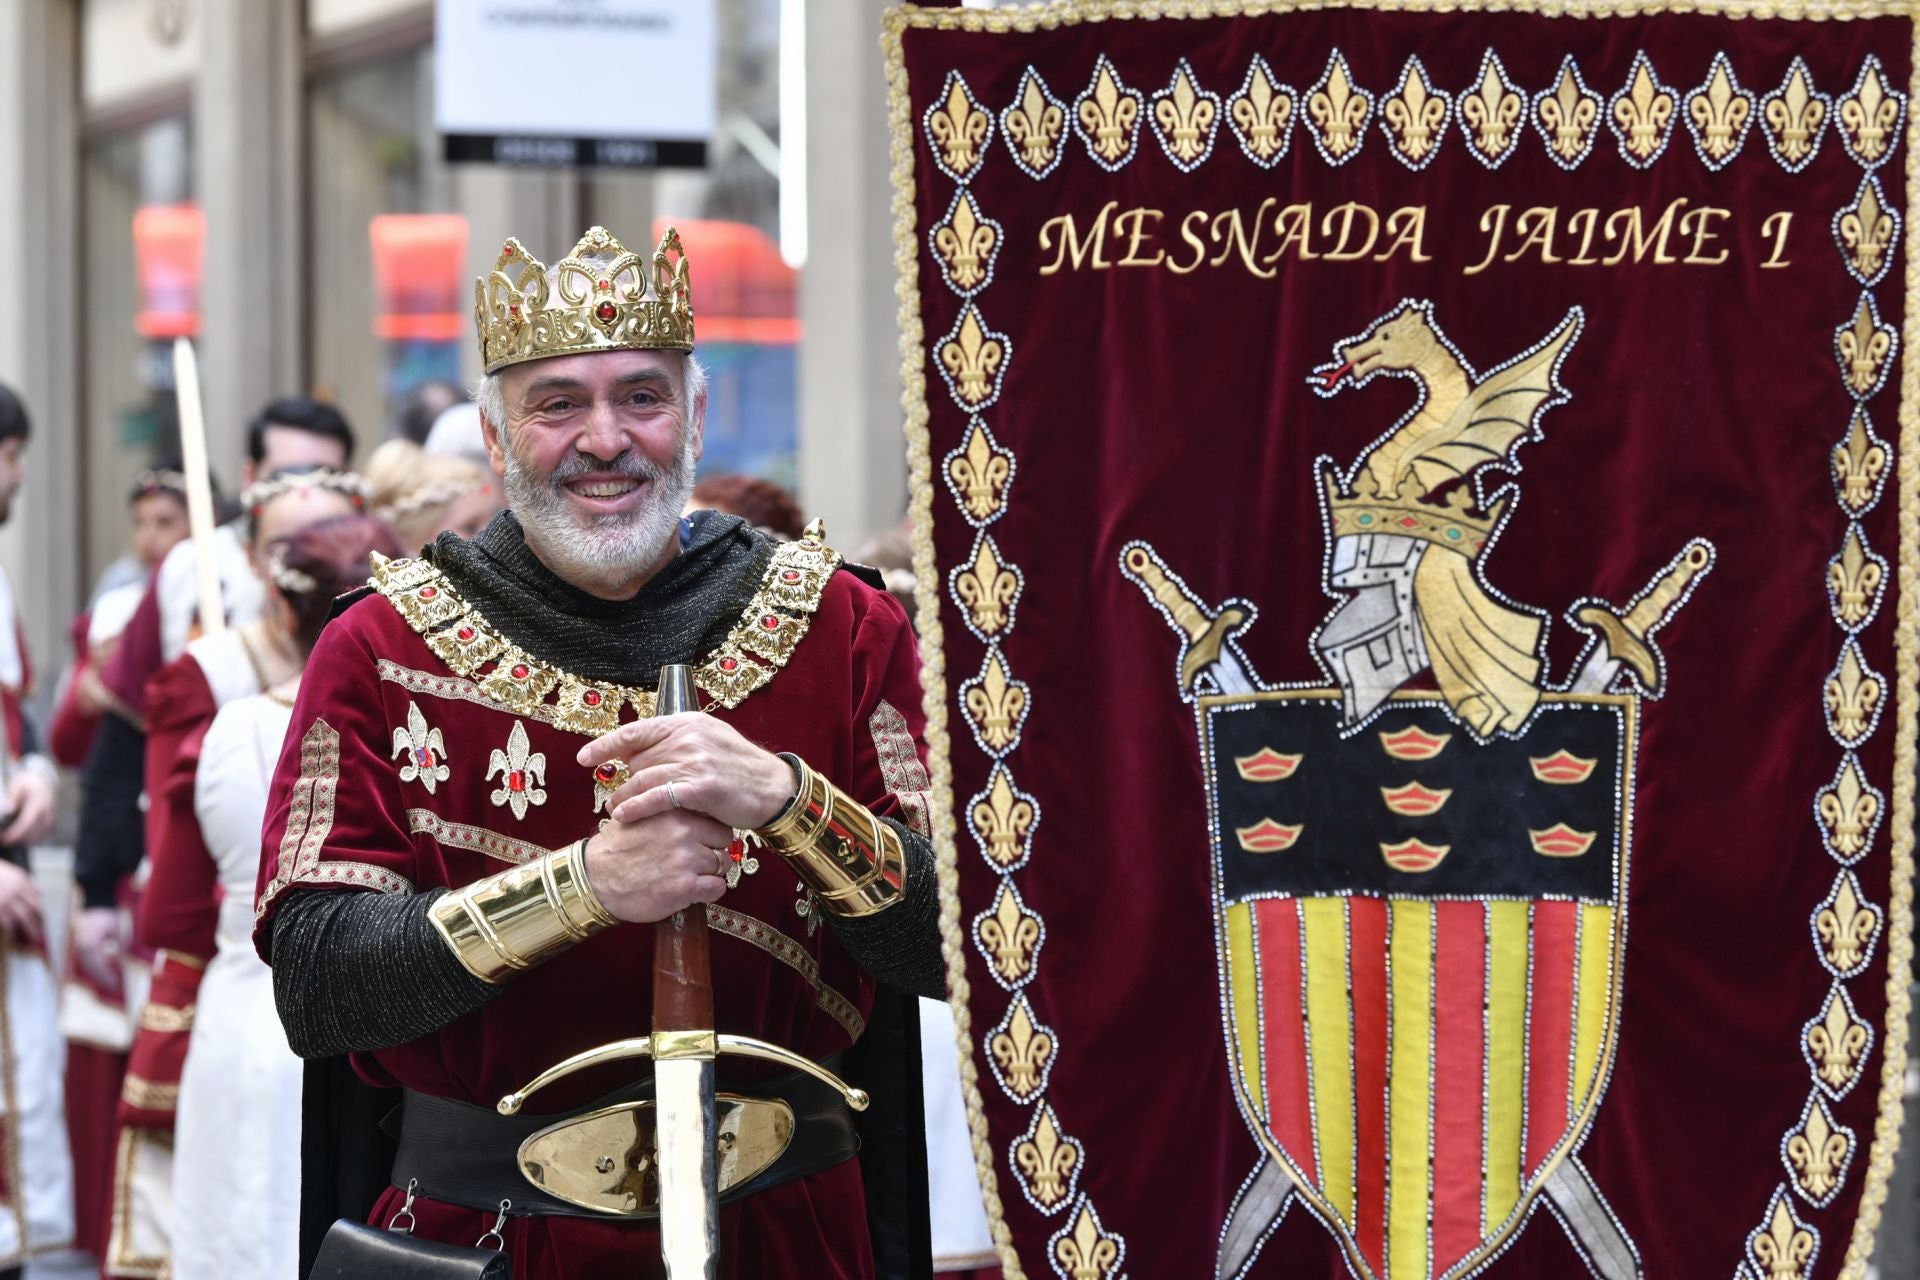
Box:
195;0;304;485
797;0;906;551
0;0;81;684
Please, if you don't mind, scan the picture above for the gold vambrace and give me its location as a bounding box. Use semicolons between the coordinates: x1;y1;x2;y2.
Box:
756;755;906;918
429;838;618;984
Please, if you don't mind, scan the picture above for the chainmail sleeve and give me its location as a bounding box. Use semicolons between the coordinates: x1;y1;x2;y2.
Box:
820;819;944;1001
269;886;500;1058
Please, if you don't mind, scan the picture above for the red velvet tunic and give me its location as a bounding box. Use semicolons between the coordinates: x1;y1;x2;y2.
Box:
253;549;931;1280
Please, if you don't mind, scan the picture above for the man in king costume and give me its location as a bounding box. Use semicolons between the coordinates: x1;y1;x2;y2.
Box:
255;225;942;1278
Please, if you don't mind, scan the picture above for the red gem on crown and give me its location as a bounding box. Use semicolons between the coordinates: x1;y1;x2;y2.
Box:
595;301;617;323
595;279;611;292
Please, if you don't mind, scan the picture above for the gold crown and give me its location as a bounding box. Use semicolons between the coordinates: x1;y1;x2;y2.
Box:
1323;468;1504;561
475;225;694;374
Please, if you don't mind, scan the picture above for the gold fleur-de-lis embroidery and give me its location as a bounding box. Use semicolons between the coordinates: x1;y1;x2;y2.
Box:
946;420;1014;524
1150;58;1219;171
1824;641;1882;745
1228;55;1295;166
931;189;1000;293
1534;56;1601;168
970;763;1038;870
1817;755;1881;862
1002;68;1066;178
1827;525;1885;631
1749;1188;1818;1279
1381;57;1449;169
1610;52;1676;167
1804;986;1870;1095
1836;175;1897;284
1835;294;1896;398
962;648;1031;757
952;532;1021;638
926;71;990;180
1832;407;1889;515
1784;1095;1853;1205
1050;1199;1123;1280
989;994;1055;1100
938;305;1008;408
1686;53;1753;169
1762;57;1828;172
976;879;1042;984
486;721;547;820
1815;872;1881;975
1074;55;1142;169
1838;55;1905;169
1460;51;1523;165
390;701;449;794
1307;51;1372;163
1014;1104;1082;1212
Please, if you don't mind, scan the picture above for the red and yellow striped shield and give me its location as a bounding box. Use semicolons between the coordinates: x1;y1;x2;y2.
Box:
1209;689;1634;1280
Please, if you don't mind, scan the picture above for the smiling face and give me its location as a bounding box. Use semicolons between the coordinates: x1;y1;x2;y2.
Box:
483;348;705;599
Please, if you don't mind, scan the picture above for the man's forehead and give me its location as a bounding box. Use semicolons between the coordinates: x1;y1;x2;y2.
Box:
507;350;680;395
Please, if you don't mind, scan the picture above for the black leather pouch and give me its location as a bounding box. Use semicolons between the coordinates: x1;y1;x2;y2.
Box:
308;1219;511;1279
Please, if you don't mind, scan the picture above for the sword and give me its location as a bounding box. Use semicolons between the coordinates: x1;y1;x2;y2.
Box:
1120;542;1261;696
1567;540;1713;696
171;338;226;639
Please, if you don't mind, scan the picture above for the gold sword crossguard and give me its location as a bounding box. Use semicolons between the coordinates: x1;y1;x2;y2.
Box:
1568;539;1715;697
1120;542;1258;696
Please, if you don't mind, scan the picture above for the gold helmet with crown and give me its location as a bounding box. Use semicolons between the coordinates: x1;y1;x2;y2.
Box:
474;225;694;374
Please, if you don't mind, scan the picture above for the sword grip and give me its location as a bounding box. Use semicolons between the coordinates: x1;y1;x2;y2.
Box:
1621;540;1712;637
652;664;716;1037
1122;544;1211;641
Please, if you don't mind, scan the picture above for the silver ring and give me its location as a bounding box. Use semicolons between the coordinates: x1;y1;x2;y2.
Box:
666;779;682;809
713;846;729;877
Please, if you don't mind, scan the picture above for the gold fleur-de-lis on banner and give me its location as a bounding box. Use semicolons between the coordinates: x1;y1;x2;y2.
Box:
1761;56;1828;172
1803;985;1871;1095
938;304;1009;409
1835;293;1897;399
1307;50;1372;164
1534;55;1601;168
1836;175;1898;285
1832;407;1889;515
1686;53;1753;169
1784;1095;1853;1205
1381;56;1449;170
1823;640;1883;745
931;189;1000;294
951;532;1022;639
1150;58;1220;171
1002;67;1066;178
1826;524;1885;631
990;993;1055;1100
976;878;1043;984
1838;55;1905;169
1228;54;1295;167
1050;1199;1124;1280
925;70;991;181
961;646;1030;756
1014;1104;1082;1212
1460;51;1524;166
1610;51;1676;168
969;763;1038;869
1748;1187;1818;1279
1815;871;1881;975
1816;754;1881;862
1074;54;1142;170
945;420;1014;524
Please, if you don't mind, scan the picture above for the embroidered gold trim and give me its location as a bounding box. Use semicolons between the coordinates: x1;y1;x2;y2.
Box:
870;699;933;836
256;719;415;924
119;1074;180;1112
407;809;554;866
106;1126;170;1279
378;659;569;729
136;1002;194;1033
707;905;866;1041
369;531;840;719
0;949;23;1262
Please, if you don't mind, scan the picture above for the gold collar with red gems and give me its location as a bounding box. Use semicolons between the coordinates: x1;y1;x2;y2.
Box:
369;520;842;732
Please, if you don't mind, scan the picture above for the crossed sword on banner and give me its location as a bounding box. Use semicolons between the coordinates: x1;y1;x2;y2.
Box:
1121;540;1715;1280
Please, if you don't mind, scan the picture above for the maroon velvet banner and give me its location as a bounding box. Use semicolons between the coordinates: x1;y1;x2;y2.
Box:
887;5;1916;1280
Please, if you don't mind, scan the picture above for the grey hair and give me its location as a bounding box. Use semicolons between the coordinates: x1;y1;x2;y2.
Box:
473;351;706;446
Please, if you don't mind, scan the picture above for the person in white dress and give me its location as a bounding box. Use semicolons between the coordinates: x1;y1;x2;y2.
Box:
169;513;401;1280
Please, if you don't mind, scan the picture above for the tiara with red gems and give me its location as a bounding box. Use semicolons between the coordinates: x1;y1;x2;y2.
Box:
474;225;695;375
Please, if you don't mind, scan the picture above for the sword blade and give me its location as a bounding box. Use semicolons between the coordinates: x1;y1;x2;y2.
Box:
654;1056;719;1279
1206;648;1258;697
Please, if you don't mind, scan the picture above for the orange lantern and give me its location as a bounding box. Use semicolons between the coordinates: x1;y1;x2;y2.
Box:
133;204;205;339
650;217;800;345
370;214;470;342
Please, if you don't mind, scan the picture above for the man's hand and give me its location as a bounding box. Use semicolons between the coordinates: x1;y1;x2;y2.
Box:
1;767;55;847
577;713;797;831
72;905;124;993
0;861;42;947
581;809;736;924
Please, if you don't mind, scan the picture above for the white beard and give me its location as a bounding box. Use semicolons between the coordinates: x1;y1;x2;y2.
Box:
503;431;697;593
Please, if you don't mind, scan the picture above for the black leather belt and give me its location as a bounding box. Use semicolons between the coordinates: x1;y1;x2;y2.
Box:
391;1056;860;1220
